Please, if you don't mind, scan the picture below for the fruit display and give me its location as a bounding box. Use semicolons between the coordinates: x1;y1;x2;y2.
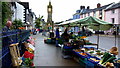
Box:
73;49;81;52
79;53;87;56
89;58;100;62
84;48;89;51
96;52;104;56
79;52;89;58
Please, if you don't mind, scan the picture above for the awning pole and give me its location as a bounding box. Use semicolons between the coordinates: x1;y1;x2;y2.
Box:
97;34;99;49
115;25;117;47
97;25;100;49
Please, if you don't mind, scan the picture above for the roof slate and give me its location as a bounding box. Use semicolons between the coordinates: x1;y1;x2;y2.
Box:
73;2;114;15
105;2;120;10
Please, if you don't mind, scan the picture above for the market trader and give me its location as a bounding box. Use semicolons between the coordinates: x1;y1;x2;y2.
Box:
61;28;70;42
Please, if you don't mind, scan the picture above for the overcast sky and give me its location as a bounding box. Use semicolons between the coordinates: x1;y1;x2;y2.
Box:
20;0;120;22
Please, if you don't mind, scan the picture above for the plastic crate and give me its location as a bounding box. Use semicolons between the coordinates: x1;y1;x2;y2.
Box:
46;39;52;43
44;38;55;44
63;46;73;49
85;60;95;68
76;52;91;59
87;56;100;64
79;57;95;68
79;57;87;67
96;64;106;68
114;63;120;68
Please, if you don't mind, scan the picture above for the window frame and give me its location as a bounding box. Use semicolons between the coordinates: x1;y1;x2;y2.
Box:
111;18;115;23
111;9;115;14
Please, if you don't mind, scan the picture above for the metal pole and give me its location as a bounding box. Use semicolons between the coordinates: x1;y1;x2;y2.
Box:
97;25;100;49
97;34;99;49
115;25;117;47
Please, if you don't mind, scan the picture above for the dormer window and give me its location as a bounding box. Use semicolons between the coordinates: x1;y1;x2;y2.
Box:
112;9;115;14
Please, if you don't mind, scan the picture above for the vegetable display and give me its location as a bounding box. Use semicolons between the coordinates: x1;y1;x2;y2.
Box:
99;52;116;65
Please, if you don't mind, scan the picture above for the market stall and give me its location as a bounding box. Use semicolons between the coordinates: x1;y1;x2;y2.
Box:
69;16;113;49
58;16;120;67
72;47;117;68
61;39;119;67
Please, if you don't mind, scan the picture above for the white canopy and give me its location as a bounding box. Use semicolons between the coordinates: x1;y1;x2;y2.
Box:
58;19;80;25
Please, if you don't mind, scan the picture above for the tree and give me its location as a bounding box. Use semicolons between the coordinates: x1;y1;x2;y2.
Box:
11;19;23;29
35;16;43;28
2;2;12;27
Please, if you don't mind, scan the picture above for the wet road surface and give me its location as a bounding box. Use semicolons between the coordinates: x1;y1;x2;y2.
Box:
33;34;80;66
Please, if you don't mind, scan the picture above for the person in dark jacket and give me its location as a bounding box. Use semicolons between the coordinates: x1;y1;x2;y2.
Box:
56;27;60;47
61;28;70;42
69;32;74;39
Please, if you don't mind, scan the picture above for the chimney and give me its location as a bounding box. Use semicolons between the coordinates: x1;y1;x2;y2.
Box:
80;6;83;9
83;6;85;9
97;3;101;8
87;6;90;9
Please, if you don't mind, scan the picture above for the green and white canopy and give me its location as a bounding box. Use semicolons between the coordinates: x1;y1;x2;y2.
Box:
70;16;113;30
58;16;113;30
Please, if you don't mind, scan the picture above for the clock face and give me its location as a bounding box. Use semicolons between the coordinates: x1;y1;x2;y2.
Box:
48;8;51;12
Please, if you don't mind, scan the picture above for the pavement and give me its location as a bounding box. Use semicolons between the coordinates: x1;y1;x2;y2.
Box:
33;33;80;66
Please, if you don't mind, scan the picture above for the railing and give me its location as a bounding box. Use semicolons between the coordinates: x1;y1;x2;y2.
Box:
0;29;30;68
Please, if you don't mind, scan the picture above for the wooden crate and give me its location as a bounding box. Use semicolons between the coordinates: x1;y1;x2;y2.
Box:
9;43;22;66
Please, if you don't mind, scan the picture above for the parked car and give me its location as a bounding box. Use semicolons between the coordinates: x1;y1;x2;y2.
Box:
95;30;104;34
85;29;93;36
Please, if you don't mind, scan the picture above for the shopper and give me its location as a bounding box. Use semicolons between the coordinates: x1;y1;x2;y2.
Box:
56;27;60;47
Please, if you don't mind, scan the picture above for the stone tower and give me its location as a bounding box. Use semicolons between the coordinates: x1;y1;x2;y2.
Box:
47;1;53;30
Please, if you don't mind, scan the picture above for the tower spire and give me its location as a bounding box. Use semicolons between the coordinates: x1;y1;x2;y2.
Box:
49;0;51;5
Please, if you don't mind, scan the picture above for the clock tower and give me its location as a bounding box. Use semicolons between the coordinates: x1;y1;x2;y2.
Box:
47;1;53;30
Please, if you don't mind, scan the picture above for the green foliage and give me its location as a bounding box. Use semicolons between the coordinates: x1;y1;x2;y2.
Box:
35;16;43;28
11;19;23;29
2;2;12;27
24;58;33;67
